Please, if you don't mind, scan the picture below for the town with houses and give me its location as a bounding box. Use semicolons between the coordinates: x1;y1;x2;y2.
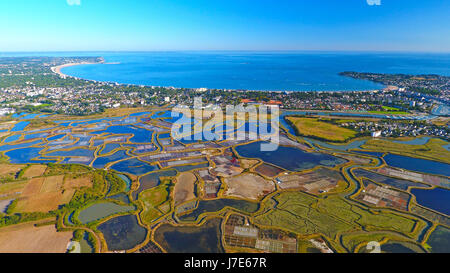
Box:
0;57;449;140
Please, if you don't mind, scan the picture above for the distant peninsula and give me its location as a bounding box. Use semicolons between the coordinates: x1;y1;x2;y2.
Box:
340;71;450;96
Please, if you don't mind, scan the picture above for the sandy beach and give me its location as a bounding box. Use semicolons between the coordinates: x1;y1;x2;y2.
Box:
51;61;103;78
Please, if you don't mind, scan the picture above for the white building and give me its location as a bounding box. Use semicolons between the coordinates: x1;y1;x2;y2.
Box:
371;131;382;138
0;108;15;116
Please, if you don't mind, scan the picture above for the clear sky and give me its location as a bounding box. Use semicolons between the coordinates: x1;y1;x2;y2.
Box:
0;0;449;52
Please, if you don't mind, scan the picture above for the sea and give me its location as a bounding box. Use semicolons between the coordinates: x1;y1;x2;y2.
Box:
2;51;450;91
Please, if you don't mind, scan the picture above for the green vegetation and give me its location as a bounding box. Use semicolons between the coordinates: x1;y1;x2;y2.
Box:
26;119;57;130
0;95;447;253
15;167;27;180
0;212;56;228
368;110;410;115
73;229;85;242
367;105;410;115
297;239;323;253
106;173;126;196
66;171;108;209
255;192;425;244
285;116;359;142
86;231;98;253
409;87;441;96
340;72;445;97
382;106;401;111
45;163;92;176
19;104;53;113
362;137;450;164
140;179;173;224
5;199;18;215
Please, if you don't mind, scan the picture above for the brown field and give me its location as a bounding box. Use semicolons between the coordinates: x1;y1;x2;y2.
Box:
0;221;72;253
355;179;410;211
277;168;344;194
0;164;25;177
41;176;64;193
255;163;284;178
60;189;76;204
174;172;197;206
21;177;44;196
23;165;47;179
224;173;275;200
240;159;259;169
19;192;65;212
103;107;155;117
63;174;92;190
17;176;71;213
0;180;28;197
338;155;371;165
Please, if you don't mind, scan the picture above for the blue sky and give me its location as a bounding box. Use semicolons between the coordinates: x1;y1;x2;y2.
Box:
0;0;449;52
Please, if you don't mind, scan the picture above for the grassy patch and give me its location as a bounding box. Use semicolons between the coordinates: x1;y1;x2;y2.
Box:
362;138;450;164
255;192;423;243
45;163;92;176
285;116;358;142
139;179;172;224
368;111;410;115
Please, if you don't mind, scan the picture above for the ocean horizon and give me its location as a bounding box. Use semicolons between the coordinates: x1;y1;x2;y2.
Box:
2;51;450;92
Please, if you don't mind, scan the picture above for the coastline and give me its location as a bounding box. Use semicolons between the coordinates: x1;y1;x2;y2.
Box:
51;61;105;79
